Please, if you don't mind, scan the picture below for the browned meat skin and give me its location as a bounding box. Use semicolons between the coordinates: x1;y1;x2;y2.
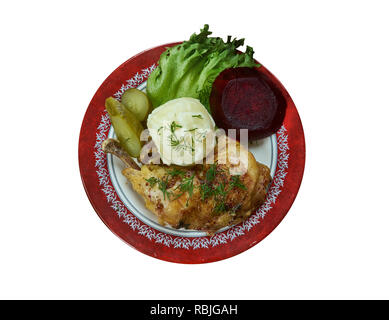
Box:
103;136;271;234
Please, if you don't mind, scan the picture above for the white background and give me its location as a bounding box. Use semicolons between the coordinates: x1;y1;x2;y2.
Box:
1;0;388;300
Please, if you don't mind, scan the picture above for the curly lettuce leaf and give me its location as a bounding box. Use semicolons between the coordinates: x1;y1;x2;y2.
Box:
146;24;260;112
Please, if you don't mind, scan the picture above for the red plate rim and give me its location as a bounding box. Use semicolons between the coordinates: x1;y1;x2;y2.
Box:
78;43;305;264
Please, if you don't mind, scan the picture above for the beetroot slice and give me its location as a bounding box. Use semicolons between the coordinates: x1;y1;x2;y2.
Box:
210;67;287;140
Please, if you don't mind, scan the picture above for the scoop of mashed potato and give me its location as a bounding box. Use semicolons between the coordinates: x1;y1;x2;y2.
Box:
147;97;216;166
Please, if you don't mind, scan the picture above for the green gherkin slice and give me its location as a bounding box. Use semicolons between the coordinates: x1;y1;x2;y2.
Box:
105;97;143;157
121;88;151;122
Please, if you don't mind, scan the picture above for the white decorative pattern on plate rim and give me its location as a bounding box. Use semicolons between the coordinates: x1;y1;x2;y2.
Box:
94;66;289;249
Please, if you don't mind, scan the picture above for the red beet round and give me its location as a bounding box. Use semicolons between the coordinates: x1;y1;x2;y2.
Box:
210;67;287;140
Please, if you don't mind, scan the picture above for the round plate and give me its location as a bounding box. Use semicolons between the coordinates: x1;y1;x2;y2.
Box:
79;43;305;264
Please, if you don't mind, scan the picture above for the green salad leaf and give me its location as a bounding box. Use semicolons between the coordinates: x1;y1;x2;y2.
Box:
146;24;260;112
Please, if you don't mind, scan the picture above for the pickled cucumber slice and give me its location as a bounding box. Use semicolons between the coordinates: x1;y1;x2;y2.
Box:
121;88;151;122
105;97;144;157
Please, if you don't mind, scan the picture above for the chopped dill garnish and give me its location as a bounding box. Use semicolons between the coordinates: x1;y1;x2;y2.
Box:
170;121;182;133
167;168;186;177
213;182;227;198
168;121;184;150
200;183;213;200
229;175;247;190
174;174;195;206
212;182;228;214
168;134;181;148
192;114;203;119
191;136;195;153
180;174;195;197
145;176;171;200
169;133;194;153
214;201;227;214
145;177;158;187
205;163;218;182
185;128;197;132
158;176;171;200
